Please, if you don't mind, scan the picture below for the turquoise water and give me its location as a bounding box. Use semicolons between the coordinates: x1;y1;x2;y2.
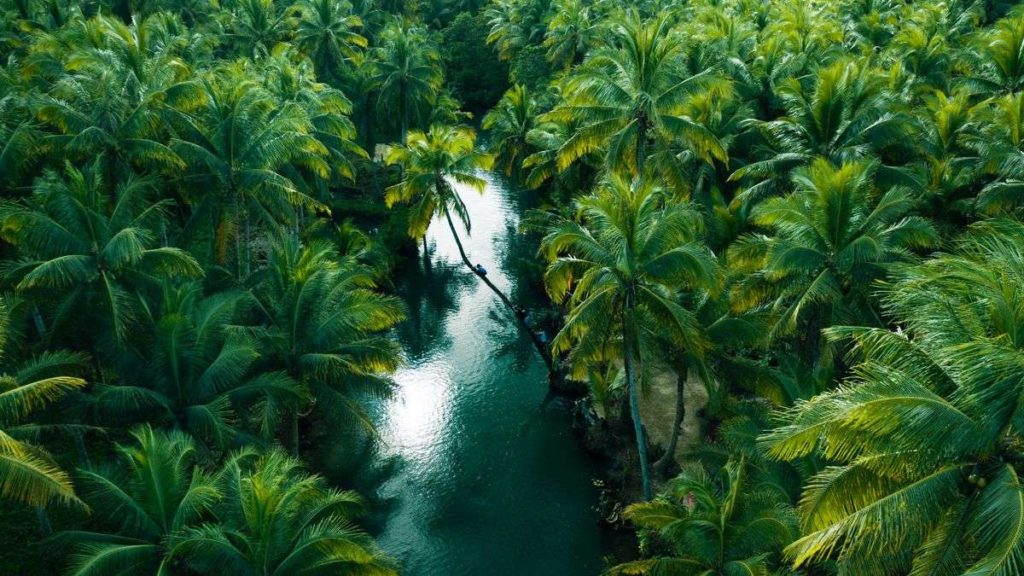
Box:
341;172;607;574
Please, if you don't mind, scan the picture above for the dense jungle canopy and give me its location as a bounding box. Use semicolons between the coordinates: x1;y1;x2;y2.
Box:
3;0;1024;573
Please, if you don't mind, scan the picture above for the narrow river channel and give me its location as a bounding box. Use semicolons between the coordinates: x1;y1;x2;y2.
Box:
337;171;607;574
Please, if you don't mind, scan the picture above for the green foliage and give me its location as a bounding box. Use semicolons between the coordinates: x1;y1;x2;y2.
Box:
0;296;87;509
384;124;493;239
8;0;1024;572
442;12;509;110
170;449;396;575
608;459;798;576
729;158;938;339
761;218;1024;574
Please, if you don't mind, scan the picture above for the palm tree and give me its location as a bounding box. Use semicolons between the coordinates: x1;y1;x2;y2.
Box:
0;63;47;192
651;295;772;475
384;125;554;369
170;449;396;575
542;0;598;71
729;59;914;204
484;0;550;62
0;162;202;346
0;296;86;508
912;90;982;223
539;174;720;499
63;425;220;576
91;282;300;448
171;73;326;277
35;15;196;183
482;84;537;178
608;459;797;575
251;236;404;454
728;159;938;341
760;217;1024;574
370;21;442;144
292;0;367;82
974;91;1024;214
541;12;730;177
228;0;296;59
260;52;368;189
963;13;1024;95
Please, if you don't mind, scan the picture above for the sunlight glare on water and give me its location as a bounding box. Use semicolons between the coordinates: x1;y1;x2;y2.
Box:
350;171;607;576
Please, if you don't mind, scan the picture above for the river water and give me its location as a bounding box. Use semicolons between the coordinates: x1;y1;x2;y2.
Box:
336;171;607;574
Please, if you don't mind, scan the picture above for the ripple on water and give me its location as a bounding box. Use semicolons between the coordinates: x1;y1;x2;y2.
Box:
353;172;608;576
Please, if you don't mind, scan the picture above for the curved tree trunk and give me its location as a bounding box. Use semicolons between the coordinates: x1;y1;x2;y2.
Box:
442;207;555;373
624;287;653;501
655;365;686;475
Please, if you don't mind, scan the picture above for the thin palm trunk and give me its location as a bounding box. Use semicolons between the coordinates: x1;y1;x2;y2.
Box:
624;287;653;500
442;207;555;373
654;364;686;475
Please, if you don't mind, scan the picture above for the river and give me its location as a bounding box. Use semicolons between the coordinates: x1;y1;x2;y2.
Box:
325;170;608;574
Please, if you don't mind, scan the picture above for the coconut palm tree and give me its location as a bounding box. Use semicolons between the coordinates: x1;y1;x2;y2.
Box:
169;449;396;575
0;63;47;192
250;236;404;454
292;0;367;82
259;52;368;189
760;217;1024;574
963;13;1024;95
729;59;914;204
974;91;1024;215
34;14;197;183
383;124;491;256
63;425;220;576
539;173;720;499
482;84;537;178
728;159;938;341
484;0;550;62
171;73;326;276
0;161;202;346
369;21;442;144
912;90;983;223
541;12;729;177
542;0;598;71
228;0;296;59
384;125;554;368
91;282;301;448
0;296;87;508
607;459;798;575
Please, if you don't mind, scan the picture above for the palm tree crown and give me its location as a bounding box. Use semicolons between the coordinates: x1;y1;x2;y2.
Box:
761;217;1024;574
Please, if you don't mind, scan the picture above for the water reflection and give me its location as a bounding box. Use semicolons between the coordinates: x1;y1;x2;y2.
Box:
337;171;606;575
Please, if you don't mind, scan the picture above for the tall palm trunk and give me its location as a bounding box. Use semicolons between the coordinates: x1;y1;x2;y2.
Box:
655;363;686;475
442;206;555;373
624;287;653;500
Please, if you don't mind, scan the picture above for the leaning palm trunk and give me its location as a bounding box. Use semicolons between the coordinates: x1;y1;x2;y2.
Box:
442;207;555;373
624;288;653;500
654;365;686;475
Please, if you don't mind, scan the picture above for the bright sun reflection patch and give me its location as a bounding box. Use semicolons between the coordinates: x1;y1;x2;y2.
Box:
382;357;452;466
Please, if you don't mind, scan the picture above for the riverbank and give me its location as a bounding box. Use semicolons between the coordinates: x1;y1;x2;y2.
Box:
332;169;612;574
